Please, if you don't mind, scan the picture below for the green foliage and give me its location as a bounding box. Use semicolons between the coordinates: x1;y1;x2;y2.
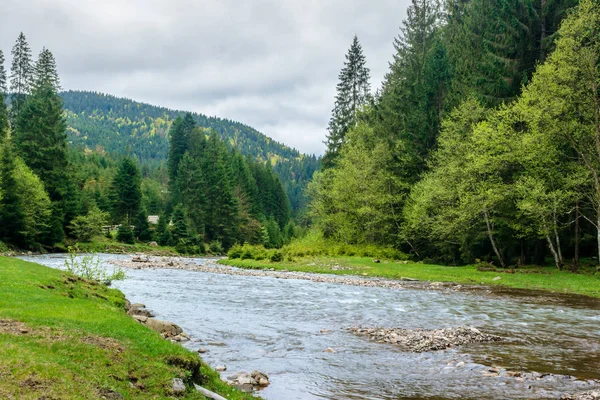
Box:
68;206;108;243
209;240;224;254
133;207;152;242
64;246;125;282
60;91;318;214
324;35;371;168
109;158;142;224
116;222;135;244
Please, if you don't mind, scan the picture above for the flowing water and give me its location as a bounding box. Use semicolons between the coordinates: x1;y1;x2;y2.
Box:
18;254;600;399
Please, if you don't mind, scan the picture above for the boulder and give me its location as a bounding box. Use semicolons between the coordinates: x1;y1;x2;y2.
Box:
144;318;183;338
148;241;159;247
171;378;186;394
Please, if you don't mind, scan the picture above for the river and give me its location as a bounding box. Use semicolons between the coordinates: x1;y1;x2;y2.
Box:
18;254;600;399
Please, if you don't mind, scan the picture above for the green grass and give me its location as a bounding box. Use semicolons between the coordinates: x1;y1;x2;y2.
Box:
0;256;256;399
221;256;600;299
72;236;179;256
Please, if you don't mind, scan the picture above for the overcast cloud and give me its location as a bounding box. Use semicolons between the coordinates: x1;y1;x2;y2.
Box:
1;0;410;155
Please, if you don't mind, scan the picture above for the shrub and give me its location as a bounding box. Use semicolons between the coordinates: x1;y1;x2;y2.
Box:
64;246;125;283
270;251;283;262
227;244;243;259
209;240;224;254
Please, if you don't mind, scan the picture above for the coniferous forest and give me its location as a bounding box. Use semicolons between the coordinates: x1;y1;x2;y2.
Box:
311;0;599;270
0;33;296;252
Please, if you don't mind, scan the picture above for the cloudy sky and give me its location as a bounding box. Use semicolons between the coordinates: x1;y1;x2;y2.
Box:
1;0;410;155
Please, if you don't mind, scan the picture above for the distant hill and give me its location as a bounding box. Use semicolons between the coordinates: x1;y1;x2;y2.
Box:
60;91;319;214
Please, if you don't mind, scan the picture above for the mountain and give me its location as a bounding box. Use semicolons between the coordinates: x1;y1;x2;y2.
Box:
60;91;320;214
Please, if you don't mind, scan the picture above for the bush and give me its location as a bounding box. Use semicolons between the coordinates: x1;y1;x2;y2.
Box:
227;244;243;259
209;240;224;254
64;246;125;283
269;251;283;262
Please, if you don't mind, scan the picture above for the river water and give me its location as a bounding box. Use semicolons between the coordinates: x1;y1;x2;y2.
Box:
18;254;600;399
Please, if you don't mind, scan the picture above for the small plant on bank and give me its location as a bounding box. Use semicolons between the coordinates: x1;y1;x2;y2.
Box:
64;246;126;283
209;240;224;254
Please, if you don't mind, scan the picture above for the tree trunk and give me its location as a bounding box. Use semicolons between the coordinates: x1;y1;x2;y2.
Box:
483;210;507;268
546;235;562;270
574;200;580;271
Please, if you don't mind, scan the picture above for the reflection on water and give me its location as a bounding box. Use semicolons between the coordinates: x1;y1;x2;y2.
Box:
19;254;600;400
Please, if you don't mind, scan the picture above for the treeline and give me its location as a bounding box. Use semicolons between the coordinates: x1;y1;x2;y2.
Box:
166;113;295;251
0;33;295;252
60;91;320;215
310;0;598;269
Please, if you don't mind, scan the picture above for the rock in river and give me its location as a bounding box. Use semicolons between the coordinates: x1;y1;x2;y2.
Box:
350;326;502;352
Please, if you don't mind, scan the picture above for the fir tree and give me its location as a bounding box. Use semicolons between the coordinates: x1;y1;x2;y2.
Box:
117;221;135;244
171;204;190;243
0;50;9;139
15;78;70;243
10;33;33;122
323;35;371;168
109;158;142;224
134;206;152;241
168;113;196;203
32;47;61;92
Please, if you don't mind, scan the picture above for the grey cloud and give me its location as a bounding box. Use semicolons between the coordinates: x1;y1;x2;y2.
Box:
1;0;410;155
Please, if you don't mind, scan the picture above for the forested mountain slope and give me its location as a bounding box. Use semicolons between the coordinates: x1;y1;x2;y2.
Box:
60;91;319;213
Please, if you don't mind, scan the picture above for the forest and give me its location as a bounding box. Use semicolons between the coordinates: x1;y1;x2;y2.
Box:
310;0;599;270
60;91;320;215
0;34;296;253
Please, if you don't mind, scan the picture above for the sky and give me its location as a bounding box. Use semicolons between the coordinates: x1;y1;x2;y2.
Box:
1;0;410;155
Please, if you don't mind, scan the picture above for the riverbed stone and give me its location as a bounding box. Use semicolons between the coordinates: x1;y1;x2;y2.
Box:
561;390;600;400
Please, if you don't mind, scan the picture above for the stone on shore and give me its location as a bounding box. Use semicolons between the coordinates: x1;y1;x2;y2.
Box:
561;390;600;400
171;378;186;394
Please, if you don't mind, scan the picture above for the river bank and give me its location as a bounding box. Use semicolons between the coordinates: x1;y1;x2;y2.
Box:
221;256;600;299
0;255;254;399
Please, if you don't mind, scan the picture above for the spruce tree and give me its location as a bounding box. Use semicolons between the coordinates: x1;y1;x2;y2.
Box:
10;33;33;122
109;158;142;224
0;50;9;138
323;35;371;168
134;206;152;241
168;113;196;203
171;204;190;243
32;47;61;92
15;70;70;243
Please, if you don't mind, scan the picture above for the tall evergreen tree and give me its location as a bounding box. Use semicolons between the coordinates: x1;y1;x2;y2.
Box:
323;35;371;168
15;77;70;243
0;50;8;139
32;47;61;92
168;113;196;203
109;158;142;224
10;32;33;122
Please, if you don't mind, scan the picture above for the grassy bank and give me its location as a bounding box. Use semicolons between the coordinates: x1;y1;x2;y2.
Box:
0;256;254;399
221;256;600;299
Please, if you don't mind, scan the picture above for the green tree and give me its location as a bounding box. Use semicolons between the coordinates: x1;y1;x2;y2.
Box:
0;50;9;139
171;204;190;243
15;75;70;243
109;158;142;224
9;32;33;123
323;35;371;168
134;206;152;241
117;221;135;244
0;141;26;246
32;47;61;92
69;206;108;242
513;0;600;263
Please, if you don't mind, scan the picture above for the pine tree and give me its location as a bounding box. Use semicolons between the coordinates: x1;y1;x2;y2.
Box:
109;158;142;224
171;204;190;243
10;33;33;122
117;221;135;244
32;47;61;92
168;113;196;203
15;76;70;243
134;206;152;241
0;50;9;139
323;35;371;168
